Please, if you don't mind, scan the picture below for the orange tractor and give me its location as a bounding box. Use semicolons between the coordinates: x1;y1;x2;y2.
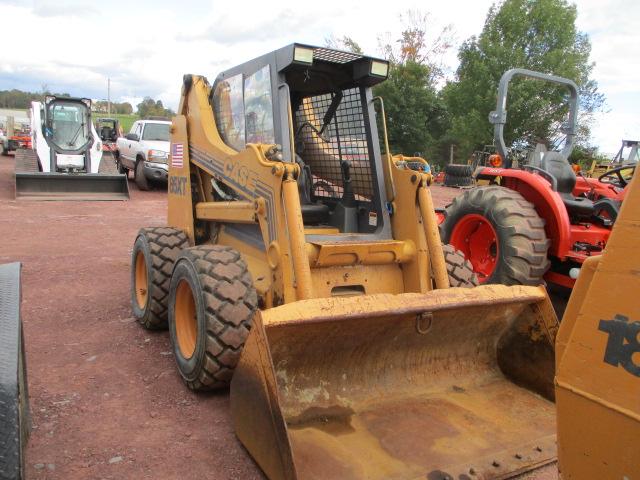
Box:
441;69;635;289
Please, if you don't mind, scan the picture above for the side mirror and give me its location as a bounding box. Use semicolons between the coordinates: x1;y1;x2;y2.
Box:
126;133;139;141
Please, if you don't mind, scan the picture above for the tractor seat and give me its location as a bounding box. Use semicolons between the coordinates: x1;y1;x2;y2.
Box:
536;150;618;219
540;151;576;194
539;151;599;217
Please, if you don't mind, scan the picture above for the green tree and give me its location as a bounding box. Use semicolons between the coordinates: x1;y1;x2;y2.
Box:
443;0;604;161
118;102;133;115
373;62;447;158
373;11;452;161
136;97;175;118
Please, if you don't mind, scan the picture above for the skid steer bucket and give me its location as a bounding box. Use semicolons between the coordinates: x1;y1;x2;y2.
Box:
15;173;130;201
231;285;558;480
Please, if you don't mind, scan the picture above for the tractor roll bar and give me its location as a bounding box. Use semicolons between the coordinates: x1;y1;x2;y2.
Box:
489;68;579;167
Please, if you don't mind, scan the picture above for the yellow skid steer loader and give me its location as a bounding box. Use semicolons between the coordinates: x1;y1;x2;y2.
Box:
555;170;640;478
130;44;558;479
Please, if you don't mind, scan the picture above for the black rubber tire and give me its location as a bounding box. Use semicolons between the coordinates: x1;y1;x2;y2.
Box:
444;173;474;187
168;246;258;391
445;163;473;177
1;145;8;156
114;151;127;175
135;159;150;191
443;244;479;287
0;263;30;480
441;186;550;285
131;227;189;330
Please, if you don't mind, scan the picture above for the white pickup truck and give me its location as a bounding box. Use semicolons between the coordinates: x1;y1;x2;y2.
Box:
115;119;170;190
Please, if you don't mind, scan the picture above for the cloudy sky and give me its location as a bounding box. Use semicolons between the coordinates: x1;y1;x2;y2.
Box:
1;0;637;154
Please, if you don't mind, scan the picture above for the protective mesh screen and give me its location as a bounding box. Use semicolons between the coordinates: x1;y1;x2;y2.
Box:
294;88;374;199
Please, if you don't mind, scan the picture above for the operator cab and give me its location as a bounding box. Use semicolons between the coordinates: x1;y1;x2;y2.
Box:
210;44;391;239
41;96;95;172
96;118;119;143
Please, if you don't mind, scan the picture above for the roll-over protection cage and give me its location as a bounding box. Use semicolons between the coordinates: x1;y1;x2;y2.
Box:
209;43;392;239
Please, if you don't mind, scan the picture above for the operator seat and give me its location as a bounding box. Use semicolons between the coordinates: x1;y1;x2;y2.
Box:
295;154;330;225
540;151;620;221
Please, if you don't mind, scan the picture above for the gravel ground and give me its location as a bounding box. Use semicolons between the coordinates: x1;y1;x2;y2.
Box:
0;153;556;479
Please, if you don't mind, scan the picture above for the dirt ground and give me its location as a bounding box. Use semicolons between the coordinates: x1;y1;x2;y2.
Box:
0;154;555;479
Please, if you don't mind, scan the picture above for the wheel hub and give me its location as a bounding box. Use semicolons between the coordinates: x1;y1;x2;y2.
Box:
450;214;499;282
134;251;148;309
175;279;197;359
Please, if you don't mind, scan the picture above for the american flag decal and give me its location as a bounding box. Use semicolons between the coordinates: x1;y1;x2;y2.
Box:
171;143;184;168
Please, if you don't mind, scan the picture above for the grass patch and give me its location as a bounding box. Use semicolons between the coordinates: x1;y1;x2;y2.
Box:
93;113;139;133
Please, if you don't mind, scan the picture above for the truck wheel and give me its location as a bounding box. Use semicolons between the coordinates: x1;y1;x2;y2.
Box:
135;160;150;191
443;244;479;287
441;186;550;285
114;151;127;175
168;246;258;391
131;227;189;329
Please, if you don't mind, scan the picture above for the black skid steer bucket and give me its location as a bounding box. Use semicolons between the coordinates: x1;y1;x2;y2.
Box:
15;173;130;201
231;284;558;480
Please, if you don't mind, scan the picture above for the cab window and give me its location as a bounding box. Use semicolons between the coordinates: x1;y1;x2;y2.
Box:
244;65;274;145
213;74;245;150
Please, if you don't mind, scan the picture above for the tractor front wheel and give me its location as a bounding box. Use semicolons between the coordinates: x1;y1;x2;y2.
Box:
441;186;550;285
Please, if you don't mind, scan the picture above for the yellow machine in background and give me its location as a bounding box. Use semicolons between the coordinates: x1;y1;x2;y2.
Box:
586;139;639;178
130;44;560;479
555;171;639;478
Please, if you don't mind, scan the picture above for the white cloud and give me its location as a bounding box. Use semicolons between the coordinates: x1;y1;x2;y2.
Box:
31;1;98;17
0;0;637;154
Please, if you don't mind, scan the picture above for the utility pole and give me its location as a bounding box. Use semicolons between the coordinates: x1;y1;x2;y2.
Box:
449;144;454;164
107;78;111;115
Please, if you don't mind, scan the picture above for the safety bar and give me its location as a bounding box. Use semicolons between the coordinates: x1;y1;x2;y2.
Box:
489;68;579;167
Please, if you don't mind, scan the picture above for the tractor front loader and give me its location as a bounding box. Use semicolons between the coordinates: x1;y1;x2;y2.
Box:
131;44;559;479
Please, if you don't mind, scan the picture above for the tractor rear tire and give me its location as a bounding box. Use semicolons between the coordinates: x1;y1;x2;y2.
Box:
443;244;479;287
131;227;189;330
441;186;550;285
168;246;258;391
135;160;150;191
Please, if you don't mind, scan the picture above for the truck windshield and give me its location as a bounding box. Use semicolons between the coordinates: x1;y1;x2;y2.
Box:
142;123;170;141
47;101;91;151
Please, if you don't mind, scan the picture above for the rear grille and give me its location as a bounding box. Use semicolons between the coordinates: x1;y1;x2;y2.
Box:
294;88;374;200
